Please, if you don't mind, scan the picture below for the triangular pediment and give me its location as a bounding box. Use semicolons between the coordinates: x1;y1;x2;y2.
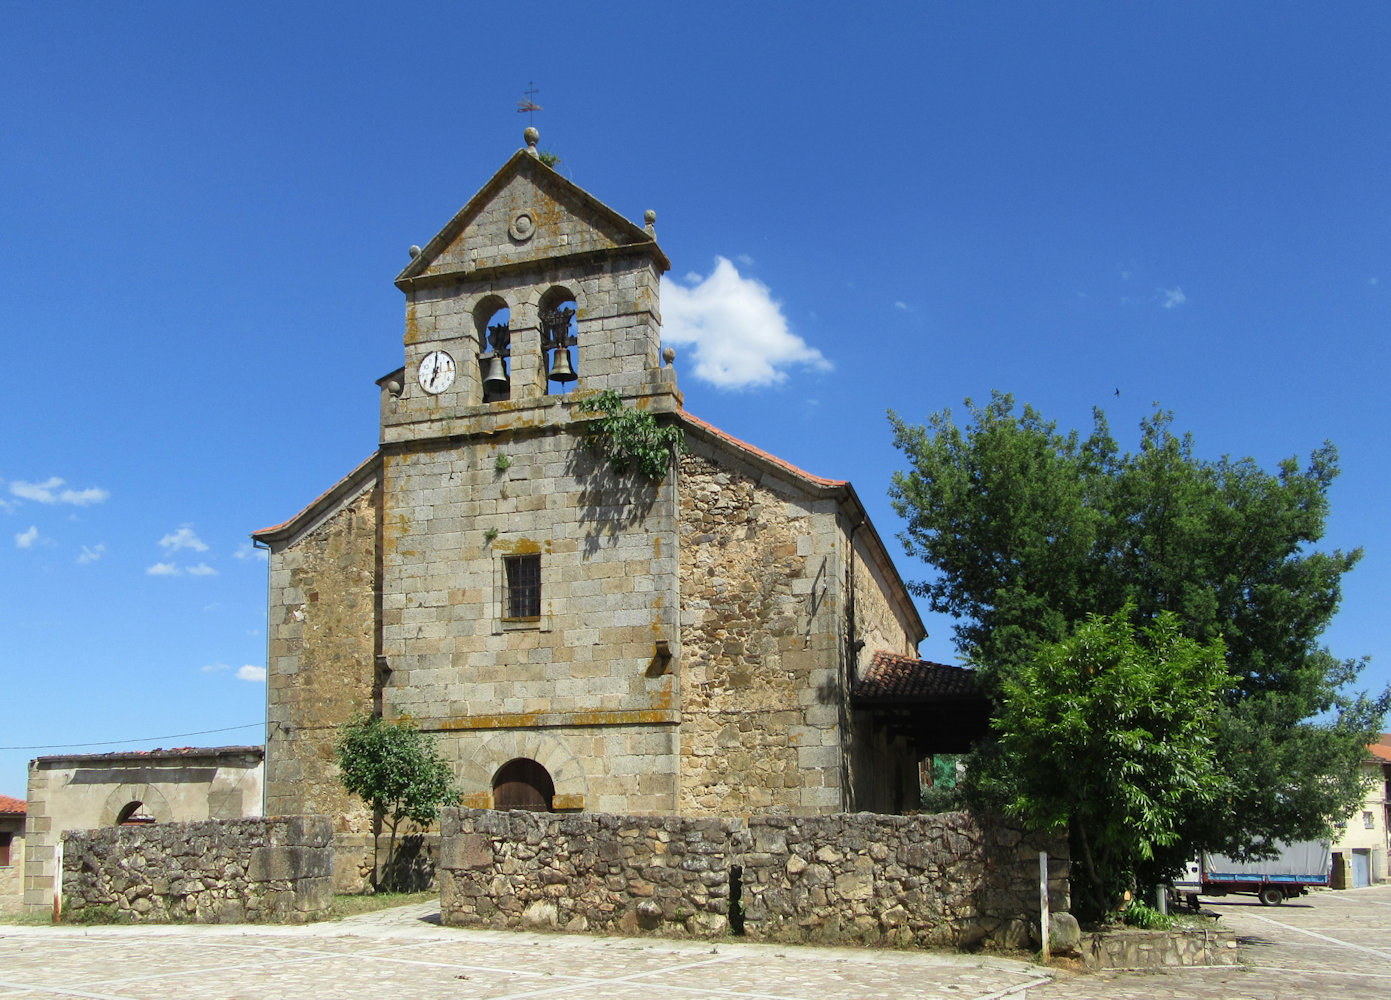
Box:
396;150;668;287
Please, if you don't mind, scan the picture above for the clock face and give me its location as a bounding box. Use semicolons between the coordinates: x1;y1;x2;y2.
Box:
418;350;456;394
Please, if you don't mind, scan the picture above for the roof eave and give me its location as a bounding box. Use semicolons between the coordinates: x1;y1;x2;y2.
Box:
252;452;381;549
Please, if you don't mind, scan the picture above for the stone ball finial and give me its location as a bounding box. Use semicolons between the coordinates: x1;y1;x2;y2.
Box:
662;346;676;367
408;245;421;258
644;209;656;225
524;126;540;155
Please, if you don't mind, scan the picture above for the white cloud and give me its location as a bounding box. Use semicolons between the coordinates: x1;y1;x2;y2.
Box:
186;563;218;577
735;253;754;266
10;477;109;506
16;525;39;549
159;525;209;552
77;543;106;564
202;662;231;673
237;665;267;683
147;562;181;576
659;257;831;389
894;301;908;310
1162;287;1187;309
234;541;268;562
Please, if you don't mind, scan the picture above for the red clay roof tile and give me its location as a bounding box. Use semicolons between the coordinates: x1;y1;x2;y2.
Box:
853;651;984;702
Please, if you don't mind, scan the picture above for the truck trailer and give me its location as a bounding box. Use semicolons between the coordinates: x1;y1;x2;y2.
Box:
1173;841;1331;907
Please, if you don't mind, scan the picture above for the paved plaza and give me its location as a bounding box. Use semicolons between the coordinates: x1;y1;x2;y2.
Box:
2;885;1388;999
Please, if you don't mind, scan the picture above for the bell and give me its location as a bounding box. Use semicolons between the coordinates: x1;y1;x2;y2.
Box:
480;354;510;392
547;347;577;383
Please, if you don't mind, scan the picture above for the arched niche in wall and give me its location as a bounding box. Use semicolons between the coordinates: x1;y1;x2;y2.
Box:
539;286;578;395
474;295;512;403
101;783;172;827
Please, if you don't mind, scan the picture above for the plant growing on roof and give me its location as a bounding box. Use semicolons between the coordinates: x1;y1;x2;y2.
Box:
578;389;686;482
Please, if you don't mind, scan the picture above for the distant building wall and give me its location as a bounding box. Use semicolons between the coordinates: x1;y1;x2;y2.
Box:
22;746;262;915
1332;757;1391;884
0;803;24;914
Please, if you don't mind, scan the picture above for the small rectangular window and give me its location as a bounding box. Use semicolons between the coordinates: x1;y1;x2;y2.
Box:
504;554;541;620
1365;811;1376;830
0;832;11;867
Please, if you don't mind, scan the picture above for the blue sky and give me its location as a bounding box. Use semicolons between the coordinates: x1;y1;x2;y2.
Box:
3;3;1388;798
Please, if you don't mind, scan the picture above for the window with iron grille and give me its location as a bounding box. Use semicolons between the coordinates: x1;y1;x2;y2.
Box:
504;554;541;620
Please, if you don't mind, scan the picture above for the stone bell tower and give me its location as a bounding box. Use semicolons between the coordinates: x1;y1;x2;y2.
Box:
380;126;679;448
364;128;687;817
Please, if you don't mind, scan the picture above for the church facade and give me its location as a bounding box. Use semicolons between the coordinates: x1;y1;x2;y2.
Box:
254;130;938;834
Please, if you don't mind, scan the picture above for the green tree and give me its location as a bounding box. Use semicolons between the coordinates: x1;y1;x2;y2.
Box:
889;393;1387;890
984;606;1228;918
334;714;458;890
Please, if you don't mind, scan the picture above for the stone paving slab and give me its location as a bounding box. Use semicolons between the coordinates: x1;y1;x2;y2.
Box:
0;907;1050;1000
4;886;1389;999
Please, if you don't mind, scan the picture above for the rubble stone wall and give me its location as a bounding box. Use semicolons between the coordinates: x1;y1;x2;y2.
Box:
438;807;1068;950
61;816;333;924
676;452;846;816
264;483;378;827
741;811;1067;950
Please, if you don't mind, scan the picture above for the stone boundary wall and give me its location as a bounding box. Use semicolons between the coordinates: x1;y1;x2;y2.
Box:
438;808;1068;949
1083;927;1239;969
61;816;333;923
742;811;1067;949
440;809;737;936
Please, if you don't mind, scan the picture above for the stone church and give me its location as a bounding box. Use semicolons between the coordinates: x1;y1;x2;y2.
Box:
254;129;984;837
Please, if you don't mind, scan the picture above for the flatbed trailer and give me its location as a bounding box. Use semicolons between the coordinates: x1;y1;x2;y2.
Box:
1173;841;1330;908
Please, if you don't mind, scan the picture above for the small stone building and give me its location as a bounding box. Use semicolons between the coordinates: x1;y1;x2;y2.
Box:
255;129;978;841
0;794;24;914
21;746;264;914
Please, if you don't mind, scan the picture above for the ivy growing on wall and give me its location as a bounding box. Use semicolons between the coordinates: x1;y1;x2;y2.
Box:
578;389;686;481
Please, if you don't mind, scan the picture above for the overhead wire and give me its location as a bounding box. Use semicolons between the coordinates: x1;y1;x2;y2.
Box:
0;723;264;752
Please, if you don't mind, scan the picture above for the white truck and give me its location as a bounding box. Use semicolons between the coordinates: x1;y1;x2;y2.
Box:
1173;841;1331;907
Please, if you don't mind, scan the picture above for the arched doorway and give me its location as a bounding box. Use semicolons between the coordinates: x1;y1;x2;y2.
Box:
491;758;555;811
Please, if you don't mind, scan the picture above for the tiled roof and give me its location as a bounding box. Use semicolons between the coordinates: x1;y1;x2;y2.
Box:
1369;733;1391;763
0;794;26;815
853;651;984;702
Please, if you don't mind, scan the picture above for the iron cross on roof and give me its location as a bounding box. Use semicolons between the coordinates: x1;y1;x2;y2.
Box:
517;82;542;122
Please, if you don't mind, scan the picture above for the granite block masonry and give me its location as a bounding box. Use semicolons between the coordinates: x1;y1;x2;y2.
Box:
438;806;1069;950
61;816;333;923
254;128;950;855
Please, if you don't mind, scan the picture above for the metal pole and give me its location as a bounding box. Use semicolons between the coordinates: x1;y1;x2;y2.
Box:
1039;850;1050;962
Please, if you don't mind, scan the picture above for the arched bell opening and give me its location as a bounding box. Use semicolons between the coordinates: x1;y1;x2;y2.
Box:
474;296;512;403
491;757;555;811
539;286;578;395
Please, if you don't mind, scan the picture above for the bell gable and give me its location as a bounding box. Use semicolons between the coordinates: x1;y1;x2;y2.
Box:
396;148;668;291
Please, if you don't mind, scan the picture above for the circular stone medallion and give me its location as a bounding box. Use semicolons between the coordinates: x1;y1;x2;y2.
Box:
509;211;536;242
